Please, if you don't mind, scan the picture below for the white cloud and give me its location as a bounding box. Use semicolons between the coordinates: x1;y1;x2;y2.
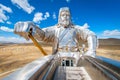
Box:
33;12;50;23
0;4;12;23
66;0;71;3
0;36;32;43
33;12;43;23
6;21;12;24
11;0;35;14
44;12;50;19
0;4;12;13
103;29;120;36
98;29;120;39
53;12;56;19
81;23;89;29
0;26;13;32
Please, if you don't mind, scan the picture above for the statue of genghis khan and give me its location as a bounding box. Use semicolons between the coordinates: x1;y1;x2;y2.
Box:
14;7;98;58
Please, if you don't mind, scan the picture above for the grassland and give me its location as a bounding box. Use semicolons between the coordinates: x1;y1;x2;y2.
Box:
0;44;52;78
0;39;120;78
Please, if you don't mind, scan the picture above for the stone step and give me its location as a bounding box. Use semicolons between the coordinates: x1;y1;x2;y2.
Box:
54;66;92;80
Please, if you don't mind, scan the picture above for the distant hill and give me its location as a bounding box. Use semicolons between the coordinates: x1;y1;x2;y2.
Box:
99;38;120;45
0;41;15;46
0;41;52;46
77;38;120;49
0;38;120;46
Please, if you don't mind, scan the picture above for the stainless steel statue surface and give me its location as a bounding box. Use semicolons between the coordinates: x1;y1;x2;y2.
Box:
14;7;98;57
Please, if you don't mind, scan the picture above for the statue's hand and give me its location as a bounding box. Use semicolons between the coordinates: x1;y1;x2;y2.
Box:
85;50;96;57
14;21;36;40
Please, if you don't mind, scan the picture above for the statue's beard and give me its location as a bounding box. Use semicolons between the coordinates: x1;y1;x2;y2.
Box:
60;20;70;27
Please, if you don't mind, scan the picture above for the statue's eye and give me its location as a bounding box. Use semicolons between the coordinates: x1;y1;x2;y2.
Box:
61;14;70;16
61;11;70;16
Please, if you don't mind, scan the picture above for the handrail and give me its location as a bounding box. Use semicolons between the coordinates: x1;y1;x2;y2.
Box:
86;56;120;80
42;54;61;80
2;55;53;80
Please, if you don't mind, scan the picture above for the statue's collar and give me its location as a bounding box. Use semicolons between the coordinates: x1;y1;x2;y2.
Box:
56;24;74;28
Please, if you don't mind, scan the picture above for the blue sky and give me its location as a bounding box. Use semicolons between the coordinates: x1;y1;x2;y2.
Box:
0;0;120;43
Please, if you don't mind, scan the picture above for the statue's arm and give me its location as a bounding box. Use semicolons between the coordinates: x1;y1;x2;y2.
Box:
35;27;56;43
76;26;98;57
14;21;56;43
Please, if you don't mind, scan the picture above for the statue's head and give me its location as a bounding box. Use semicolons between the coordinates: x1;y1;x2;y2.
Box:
58;7;72;28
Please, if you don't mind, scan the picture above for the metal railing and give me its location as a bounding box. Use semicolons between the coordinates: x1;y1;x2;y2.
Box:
86;56;120;80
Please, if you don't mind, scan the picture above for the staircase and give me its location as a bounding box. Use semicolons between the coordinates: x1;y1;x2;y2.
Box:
54;66;92;80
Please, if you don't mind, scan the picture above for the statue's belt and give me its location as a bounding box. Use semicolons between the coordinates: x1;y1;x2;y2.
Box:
58;46;78;52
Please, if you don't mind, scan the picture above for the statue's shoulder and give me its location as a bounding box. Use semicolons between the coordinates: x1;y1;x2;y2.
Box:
74;25;83;29
42;25;57;31
74;25;90;30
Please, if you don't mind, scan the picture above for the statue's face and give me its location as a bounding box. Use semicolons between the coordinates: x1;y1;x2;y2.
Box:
60;11;70;27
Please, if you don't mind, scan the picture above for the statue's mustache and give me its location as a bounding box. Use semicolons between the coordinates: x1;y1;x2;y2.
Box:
62;19;69;22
